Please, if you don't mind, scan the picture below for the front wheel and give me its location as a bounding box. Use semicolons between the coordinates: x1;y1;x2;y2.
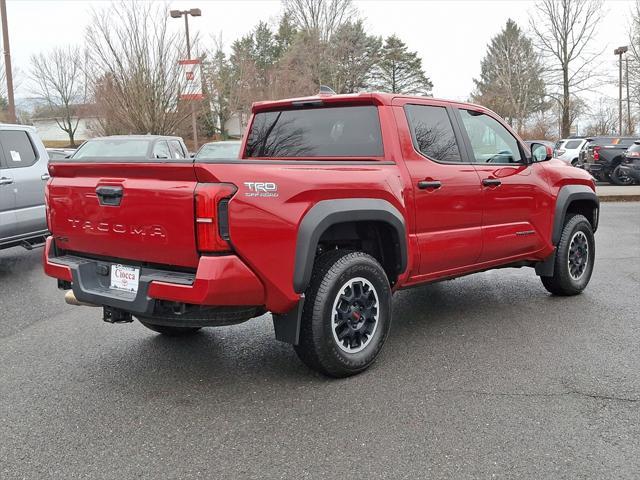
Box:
294;250;392;378
541;214;595;296
610;165;635;186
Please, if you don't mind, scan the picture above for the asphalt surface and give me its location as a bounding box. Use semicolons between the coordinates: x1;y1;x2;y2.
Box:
1;203;639;479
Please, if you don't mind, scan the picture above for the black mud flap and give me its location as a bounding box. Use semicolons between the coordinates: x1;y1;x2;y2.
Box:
272;295;305;345
535;250;556;277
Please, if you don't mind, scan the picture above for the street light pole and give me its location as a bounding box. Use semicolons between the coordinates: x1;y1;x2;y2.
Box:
626;55;632;135
0;0;16;123
614;46;628;136
170;8;201;151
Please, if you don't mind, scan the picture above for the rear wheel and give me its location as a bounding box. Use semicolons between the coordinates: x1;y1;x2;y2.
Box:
294;250;392;378
138;319;201;336
541;214;595;296
610;165;635;185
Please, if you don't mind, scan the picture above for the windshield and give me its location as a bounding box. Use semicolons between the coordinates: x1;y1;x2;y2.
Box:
196;142;241;159
72;139;150;159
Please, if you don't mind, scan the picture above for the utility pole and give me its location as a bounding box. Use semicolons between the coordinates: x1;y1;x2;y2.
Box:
614;46;628;136
0;0;16;123
626;55;632;135
170;8;201;152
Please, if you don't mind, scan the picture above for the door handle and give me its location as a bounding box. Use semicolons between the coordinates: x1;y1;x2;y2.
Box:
0;176;13;185
41;174;50;181
482;178;502;187
418;180;442;190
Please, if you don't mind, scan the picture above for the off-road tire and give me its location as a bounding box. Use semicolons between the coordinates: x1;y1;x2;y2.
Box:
138;320;202;336
293;250;392;378
541;214;595;296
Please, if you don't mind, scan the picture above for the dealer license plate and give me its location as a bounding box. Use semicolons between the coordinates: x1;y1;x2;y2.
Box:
110;264;140;293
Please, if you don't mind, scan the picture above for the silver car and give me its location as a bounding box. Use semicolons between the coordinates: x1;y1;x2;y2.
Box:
195;140;241;159
0;124;49;250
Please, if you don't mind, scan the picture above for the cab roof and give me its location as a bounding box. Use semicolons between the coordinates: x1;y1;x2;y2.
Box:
251;91;487;114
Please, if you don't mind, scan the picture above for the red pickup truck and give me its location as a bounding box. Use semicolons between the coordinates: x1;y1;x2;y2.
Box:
44;92;599;377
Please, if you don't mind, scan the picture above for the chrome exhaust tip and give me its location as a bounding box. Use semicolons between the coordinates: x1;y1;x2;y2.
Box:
64;290;99;307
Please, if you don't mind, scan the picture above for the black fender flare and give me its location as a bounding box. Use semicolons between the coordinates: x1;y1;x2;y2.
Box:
552;185;599;245
293;198;408;294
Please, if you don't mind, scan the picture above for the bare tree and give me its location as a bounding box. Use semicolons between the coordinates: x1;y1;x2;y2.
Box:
584;97;618;135
530;0;603;137
29;46;85;146
0;63;23;122
85;1;190;136
282;0;355;43
521;110;558;140
626;1;640;132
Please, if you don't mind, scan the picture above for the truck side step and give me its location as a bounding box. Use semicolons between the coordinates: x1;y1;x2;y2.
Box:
20;236;47;250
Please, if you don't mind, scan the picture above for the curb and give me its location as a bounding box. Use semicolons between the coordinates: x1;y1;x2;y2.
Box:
597;195;640;202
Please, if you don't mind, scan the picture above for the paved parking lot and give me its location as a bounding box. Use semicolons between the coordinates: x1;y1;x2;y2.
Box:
1;202;639;479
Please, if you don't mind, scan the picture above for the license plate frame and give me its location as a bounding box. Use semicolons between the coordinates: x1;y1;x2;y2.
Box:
110;264;140;293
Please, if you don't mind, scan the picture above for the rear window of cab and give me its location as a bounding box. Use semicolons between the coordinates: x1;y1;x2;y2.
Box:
245;106;384;158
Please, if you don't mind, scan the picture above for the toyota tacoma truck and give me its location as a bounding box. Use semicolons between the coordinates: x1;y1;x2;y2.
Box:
44;92;599;377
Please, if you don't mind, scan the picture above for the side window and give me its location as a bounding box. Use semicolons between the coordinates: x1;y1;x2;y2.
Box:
564;140;582;149
404;104;462;163
153;141;171;159
459;110;523;164
0;130;38;168
169;140;186;159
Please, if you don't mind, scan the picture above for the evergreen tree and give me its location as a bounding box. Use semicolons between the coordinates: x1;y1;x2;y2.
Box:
473;19;546;133
329;20;381;94
374;35;432;95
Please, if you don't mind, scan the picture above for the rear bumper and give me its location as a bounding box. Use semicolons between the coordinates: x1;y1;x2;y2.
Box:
43;237;265;314
583;162;604;173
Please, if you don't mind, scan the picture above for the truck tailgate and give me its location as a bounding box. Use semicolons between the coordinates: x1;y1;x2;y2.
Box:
47;162;200;268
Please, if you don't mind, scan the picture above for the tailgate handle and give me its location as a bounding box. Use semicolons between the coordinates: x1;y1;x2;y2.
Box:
96;186;123;206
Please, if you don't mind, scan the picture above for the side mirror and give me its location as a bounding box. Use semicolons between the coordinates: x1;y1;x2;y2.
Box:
530;143;552;162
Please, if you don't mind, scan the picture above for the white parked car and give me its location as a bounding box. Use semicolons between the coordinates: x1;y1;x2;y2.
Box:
554;138;587;166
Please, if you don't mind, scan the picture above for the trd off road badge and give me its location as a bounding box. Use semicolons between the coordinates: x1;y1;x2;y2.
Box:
244;182;279;198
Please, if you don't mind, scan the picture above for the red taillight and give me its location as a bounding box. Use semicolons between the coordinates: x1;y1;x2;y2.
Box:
593;146;601;161
627;151;640;157
194;183;237;253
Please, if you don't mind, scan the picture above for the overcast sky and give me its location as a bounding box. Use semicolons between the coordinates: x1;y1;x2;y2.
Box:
4;0;634;102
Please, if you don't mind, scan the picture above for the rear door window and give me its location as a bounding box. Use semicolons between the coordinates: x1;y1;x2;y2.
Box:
619;138;636;147
0;130;38;168
564;140;582;149
404;104;462;163
245;106;384;158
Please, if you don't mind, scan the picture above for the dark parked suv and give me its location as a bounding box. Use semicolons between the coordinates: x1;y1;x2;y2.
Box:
619;141;640;184
581;136;638;185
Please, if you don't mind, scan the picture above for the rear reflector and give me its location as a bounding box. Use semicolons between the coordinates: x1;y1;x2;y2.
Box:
194;183;237;253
